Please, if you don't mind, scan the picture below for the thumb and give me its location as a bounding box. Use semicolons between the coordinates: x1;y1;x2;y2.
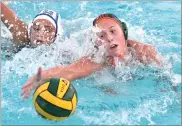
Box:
36;67;42;81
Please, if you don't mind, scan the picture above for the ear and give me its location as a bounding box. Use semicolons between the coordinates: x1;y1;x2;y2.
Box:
125;40;128;46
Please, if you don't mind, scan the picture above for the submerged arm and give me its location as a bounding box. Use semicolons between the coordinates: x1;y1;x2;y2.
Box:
127;39;162;65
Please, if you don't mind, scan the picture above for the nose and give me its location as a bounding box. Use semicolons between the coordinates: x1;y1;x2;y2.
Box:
36;33;44;40
36;28;45;39
106;33;113;43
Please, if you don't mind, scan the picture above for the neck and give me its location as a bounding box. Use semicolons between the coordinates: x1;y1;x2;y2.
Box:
116;48;129;61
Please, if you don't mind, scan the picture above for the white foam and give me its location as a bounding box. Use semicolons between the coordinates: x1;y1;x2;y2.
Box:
171;74;181;86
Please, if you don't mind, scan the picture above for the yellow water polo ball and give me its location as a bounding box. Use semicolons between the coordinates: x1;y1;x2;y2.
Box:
33;78;78;121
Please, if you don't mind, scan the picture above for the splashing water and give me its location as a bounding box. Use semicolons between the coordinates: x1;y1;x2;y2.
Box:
1;1;181;125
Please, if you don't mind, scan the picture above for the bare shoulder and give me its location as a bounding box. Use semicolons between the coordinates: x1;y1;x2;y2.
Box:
127;39;143;47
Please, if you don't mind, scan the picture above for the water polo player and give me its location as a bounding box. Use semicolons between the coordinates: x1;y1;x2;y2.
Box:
1;2;63;50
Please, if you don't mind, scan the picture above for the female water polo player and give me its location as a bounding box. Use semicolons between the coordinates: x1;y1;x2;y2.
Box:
21;13;162;99
1;2;63;50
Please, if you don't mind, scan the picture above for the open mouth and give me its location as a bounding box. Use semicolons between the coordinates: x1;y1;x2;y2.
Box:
36;40;44;44
110;44;118;49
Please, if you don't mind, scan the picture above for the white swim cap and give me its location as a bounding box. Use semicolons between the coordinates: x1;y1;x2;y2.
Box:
31;10;63;42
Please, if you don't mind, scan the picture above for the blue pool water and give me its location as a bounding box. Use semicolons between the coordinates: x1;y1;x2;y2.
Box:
1;1;181;125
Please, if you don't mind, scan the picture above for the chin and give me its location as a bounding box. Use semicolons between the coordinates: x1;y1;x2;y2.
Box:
30;42;37;47
113;54;119;57
108;52;117;57
111;50;120;57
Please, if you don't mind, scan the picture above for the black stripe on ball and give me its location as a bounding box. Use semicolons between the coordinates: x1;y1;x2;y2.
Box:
36;95;72;117
62;84;75;101
72;86;78;103
47;78;60;96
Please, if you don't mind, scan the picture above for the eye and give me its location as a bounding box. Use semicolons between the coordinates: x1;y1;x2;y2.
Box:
100;35;104;38
45;29;50;33
110;29;116;34
99;33;106;39
45;26;56;34
45;26;53;33
33;25;39;31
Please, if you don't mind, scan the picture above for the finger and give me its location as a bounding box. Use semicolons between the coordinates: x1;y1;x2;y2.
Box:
21;90;28;99
22;77;34;89
21;82;31;89
147;52;161;65
21;87;30;96
23;94;29;99
21;86;30;96
22;91;31;99
36;67;42;81
21;90;26;96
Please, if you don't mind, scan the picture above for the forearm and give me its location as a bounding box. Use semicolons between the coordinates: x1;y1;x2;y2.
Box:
1;2;28;44
41;66;75;81
40;58;104;82
41;66;88;82
1;2;17;29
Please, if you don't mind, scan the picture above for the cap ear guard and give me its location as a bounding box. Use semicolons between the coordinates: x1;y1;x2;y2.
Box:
120;21;128;40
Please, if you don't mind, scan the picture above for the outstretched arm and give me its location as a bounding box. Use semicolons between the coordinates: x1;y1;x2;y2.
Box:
127;39;162;65
21;57;104;99
39;57;104;81
1;2;29;45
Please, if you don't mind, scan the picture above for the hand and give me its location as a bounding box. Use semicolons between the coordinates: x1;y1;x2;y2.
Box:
134;44;162;65
21;67;43;99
